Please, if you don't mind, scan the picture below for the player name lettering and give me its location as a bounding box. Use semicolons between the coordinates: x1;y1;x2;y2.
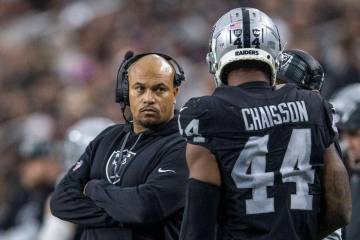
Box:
235;50;259;56
242;101;308;131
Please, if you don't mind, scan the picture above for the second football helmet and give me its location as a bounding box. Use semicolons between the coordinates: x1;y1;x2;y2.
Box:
277;49;324;91
206;7;282;86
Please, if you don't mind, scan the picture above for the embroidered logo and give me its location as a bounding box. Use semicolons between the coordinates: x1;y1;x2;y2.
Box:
72;160;83;171
106;150;136;184
158;168;176;173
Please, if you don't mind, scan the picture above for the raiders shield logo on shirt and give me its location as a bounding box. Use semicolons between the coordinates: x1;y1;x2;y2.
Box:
106;150;136;184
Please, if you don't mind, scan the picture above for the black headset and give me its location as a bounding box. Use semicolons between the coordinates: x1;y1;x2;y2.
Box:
115;51;185;106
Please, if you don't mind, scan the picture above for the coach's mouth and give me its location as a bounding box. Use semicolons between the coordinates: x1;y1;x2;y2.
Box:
140;107;159;114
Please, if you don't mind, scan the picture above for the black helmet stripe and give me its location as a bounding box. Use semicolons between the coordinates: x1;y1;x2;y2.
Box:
242;8;251;48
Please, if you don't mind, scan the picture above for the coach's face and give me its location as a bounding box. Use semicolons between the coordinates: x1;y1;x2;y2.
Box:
128;54;179;133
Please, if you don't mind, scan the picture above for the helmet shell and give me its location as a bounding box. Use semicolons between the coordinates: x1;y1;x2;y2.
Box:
206;8;282;86
278;49;324;91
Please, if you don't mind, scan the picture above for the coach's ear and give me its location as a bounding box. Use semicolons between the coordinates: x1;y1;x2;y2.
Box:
173;86;179;97
173;87;179;104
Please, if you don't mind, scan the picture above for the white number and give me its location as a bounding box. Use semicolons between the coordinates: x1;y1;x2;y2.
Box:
280;129;313;210
231;129;314;214
184;119;200;136
231;135;274;214
179;119;205;143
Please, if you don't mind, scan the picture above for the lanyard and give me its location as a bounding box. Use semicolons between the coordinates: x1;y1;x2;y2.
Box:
112;132;143;184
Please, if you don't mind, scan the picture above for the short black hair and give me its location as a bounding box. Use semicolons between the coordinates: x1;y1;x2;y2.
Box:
221;60;272;84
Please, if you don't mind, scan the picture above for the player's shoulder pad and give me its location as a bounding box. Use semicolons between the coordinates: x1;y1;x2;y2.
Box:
179;96;218;120
178;96;220;143
295;86;324;105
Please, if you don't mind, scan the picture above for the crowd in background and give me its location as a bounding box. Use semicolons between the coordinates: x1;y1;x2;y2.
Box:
0;0;359;239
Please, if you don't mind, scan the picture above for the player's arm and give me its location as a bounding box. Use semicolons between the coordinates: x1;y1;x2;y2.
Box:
318;143;351;239
84;144;187;224
50;142;119;227
179;143;221;240
177;97;221;239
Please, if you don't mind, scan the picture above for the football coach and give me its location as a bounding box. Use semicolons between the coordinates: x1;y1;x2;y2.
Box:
50;52;187;240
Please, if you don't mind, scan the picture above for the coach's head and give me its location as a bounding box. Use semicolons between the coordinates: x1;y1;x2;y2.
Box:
116;52;184;133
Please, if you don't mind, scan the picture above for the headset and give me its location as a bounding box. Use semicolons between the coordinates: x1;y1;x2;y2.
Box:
115;51;185;106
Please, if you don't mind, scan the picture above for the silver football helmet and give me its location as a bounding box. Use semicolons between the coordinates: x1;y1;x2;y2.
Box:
63;117;114;170
330;83;360;124
206;8;282;86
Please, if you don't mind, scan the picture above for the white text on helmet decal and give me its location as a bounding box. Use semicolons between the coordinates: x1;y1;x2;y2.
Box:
235;50;259;56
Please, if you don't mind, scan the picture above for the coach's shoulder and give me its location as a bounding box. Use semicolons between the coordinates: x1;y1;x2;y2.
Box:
94;123;127;141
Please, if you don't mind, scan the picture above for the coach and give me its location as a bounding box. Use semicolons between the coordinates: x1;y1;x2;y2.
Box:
50;52;187;240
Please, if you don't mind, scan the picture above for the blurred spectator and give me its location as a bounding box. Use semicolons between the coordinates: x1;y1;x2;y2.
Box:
338;103;360;240
330;83;360;128
0;113;60;240
37;117;113;240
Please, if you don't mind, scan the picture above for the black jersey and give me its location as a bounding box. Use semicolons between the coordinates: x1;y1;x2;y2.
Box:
178;82;337;240
51;118;187;240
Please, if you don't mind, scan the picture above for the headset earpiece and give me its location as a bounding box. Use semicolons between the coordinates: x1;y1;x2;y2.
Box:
115;51;135;104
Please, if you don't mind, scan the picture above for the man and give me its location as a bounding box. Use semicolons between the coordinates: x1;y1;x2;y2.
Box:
178;8;351;240
277;49;344;240
338;103;360;240
50;53;187;240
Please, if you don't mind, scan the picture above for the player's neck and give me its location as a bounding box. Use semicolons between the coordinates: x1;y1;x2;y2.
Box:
227;69;269;86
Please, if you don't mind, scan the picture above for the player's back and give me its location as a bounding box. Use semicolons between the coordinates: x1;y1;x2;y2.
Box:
179;82;336;240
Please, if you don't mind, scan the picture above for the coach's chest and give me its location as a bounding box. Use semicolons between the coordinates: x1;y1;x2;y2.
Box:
90;134;162;187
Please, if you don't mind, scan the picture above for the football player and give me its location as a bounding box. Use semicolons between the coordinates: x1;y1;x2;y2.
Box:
277;49;344;240
179;8;351;240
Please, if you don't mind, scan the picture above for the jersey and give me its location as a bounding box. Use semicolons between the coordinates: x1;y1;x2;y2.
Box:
178;82;337;240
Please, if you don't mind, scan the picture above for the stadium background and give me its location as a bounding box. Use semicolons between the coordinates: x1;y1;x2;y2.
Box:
0;0;359;239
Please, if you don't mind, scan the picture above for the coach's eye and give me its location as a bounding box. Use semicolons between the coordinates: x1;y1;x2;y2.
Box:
153;85;168;94
155;87;166;93
135;86;145;93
